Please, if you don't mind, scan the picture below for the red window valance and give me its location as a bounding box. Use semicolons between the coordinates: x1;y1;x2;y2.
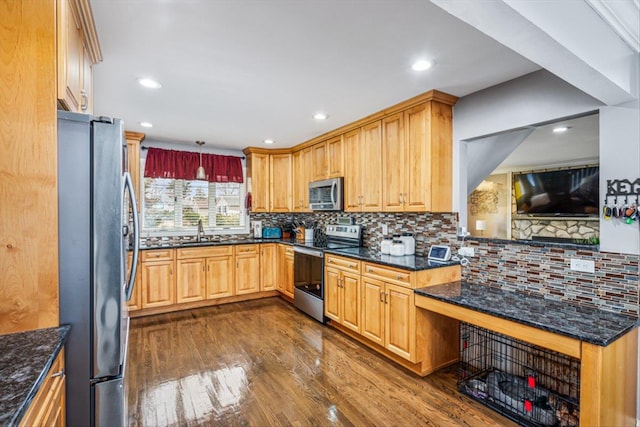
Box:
143;147;244;183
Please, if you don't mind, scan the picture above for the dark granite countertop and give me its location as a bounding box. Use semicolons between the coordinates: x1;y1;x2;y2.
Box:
324;247;460;271
140;237;275;249
414;281;639;346
0;325;70;426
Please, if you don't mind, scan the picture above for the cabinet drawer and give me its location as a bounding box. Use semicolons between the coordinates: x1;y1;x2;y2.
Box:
177;245;233;259
363;263;411;286
19;349;65;427
235;244;259;255
140;249;174;261
325;255;360;273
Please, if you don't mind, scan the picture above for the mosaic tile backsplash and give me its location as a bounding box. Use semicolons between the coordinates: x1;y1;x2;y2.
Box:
141;211;638;317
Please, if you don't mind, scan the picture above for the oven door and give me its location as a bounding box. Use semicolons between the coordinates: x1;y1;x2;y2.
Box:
293;246;326;322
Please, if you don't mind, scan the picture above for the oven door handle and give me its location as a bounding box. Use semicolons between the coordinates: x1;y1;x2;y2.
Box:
293;245;324;258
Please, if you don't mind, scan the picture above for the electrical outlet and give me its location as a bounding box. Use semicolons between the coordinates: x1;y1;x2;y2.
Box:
381;224;388;235
570;258;595;273
458;247;475;257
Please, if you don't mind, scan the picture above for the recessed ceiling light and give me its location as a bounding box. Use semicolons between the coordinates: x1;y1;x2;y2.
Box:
313;113;329;120
553;126;569;133
139;122;153;128
264;139;275;145
137;78;162;89
411;60;433;71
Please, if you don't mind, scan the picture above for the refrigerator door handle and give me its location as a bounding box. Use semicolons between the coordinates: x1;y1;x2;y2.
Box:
124;171;139;301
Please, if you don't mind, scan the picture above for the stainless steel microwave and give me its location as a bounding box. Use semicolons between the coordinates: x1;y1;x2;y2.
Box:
309;177;343;211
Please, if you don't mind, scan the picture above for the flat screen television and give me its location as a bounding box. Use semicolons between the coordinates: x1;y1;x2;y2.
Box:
514;166;599;216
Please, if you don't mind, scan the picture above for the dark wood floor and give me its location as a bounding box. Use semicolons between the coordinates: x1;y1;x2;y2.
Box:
126;297;515;426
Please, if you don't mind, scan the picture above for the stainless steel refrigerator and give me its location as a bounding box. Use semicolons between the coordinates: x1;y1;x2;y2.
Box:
58;111;140;427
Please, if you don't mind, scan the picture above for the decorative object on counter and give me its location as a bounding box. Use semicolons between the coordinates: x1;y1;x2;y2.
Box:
195;140;206;180
400;232;415;255
475;220;487;236
380;237;393;254
603;178;640;224
390;239;405;256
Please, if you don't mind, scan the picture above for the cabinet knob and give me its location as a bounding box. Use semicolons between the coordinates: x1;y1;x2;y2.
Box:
367;268;373;273
396;275;402;280
51;370;65;378
80;89;88;111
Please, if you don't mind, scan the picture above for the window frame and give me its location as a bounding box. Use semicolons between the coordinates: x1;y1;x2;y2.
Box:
139;160;249;237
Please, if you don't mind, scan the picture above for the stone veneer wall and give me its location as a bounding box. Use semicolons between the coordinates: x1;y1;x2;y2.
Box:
462;239;639;316
249;211;459;255
511;218;599;241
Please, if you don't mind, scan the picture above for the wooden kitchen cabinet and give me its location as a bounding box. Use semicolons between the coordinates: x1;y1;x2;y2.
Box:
324;265;361;333
361;276;415;361
140;249;175;309
246;151;270;212
277;244;294;298
269;153;292;212
344;122;382;212
126;252;142;311
205;251;235;299
19;350;66;427
324;254;361;333
125;131;145;212
176;257;206;303
56;0;101;113
235;245;261;294
260;243;277;291
292;148;311;212
311;141;328;181
382;112;405;211
326;135;344;178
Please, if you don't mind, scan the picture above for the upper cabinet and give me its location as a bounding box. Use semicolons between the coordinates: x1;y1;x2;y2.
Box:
57;0;102;114
125;131;145;212
244;148;292;213
243;90;457;213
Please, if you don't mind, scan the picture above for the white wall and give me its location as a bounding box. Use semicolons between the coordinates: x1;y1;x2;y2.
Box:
453;69;639;255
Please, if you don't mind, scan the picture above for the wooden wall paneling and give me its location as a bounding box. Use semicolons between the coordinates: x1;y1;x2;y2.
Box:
0;0;58;333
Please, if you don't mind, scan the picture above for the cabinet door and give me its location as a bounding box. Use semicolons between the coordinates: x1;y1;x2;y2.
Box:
324;267;341;322
312;142;327;181
326;135;344;178
176;258;206;303
276;245;286;293
126;253;141;311
206;255;234;298
260;244;277;291
269;153;292;212
341;271;361;333
382;113;405;212
361;277;385;346
385;283;415;361
249;153;270;212
81;42;92;113
236;253;260;294
57;0;83;112
141;261;174;308
284;253;294;297
292;149;311;212
404;103;432;212
360;121;383;211
343;128;362;212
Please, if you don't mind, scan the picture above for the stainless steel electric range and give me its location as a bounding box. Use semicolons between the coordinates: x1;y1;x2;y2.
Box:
293;224;362;322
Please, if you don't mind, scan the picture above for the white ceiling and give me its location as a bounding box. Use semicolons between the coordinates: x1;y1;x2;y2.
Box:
89;0;540;151
495;113;600;172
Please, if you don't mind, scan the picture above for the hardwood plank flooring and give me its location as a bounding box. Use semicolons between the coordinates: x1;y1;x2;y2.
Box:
126;297;516;426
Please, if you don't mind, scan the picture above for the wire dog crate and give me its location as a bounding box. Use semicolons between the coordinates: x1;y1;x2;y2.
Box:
458;323;580;427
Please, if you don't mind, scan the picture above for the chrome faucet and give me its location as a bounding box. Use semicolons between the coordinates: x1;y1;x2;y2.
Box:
196;218;205;242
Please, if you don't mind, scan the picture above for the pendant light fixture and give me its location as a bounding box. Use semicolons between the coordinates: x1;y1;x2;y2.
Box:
196;140;206;180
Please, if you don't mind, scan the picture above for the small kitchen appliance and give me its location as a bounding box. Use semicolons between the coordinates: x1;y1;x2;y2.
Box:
293;224;362;322
262;227;282;239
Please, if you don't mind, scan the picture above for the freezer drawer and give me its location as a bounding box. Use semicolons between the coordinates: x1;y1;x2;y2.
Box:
93;377;125;427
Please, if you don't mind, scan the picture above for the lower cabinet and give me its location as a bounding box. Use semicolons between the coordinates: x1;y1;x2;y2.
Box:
135;244;276;316
126;252;142;311
235;244;260;295
325;254;461;374
276;244;294;298
19;349;66;427
325;266;361;333
140;249;175;309
361;277;415;361
260;243;277;291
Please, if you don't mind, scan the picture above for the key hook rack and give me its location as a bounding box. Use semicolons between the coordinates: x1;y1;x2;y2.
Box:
605;178;640;198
